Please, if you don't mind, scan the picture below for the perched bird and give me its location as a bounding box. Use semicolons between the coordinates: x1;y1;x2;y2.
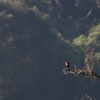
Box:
63;61;70;71
63;61;78;76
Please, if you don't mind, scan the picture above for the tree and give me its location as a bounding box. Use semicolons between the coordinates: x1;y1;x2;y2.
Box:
63;47;100;81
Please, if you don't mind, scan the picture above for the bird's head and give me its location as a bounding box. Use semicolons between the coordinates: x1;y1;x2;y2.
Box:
63;61;70;68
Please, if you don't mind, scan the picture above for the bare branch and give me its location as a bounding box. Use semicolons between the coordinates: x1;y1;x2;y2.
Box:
85;93;92;100
63;47;100;80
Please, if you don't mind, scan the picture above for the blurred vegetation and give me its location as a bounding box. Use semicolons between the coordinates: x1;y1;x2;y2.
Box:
72;24;100;48
0;0;100;100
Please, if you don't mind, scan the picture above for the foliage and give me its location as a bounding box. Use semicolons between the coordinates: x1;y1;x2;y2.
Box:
72;24;100;48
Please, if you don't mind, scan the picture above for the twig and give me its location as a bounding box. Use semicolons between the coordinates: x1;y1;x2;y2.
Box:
85;93;92;100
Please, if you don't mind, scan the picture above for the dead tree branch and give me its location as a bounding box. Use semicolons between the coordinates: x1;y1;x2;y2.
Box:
85;93;92;100
63;47;100;80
